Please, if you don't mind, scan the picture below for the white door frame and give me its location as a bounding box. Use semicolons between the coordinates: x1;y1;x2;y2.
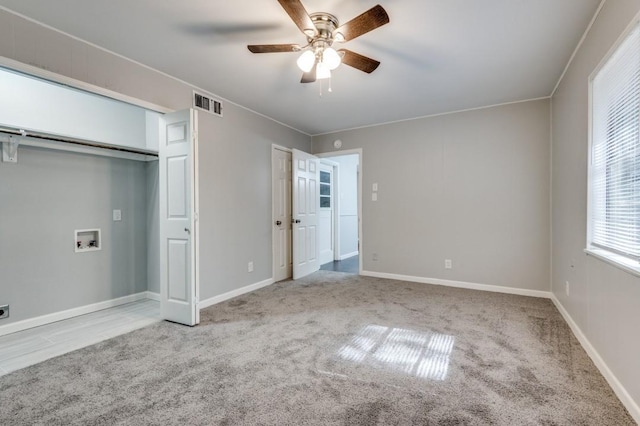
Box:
271;146;363;277
316;149;363;274
319;159;340;263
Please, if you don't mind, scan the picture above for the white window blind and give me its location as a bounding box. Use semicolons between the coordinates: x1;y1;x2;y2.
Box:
590;22;640;259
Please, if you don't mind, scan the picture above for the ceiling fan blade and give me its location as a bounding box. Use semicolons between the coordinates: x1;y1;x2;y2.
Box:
182;22;284;37
339;49;380;73
334;5;389;42
278;0;317;36
301;63;317;83
247;44;301;53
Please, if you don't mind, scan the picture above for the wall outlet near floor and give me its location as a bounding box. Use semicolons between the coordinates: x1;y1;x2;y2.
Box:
445;259;452;269
372;253;378;261
113;209;122;221
565;281;570;297
0;304;9;319
248;261;254;273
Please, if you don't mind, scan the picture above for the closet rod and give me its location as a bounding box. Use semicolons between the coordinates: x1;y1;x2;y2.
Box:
0;127;159;158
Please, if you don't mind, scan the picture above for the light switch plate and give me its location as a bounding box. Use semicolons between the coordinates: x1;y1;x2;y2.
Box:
113;209;122;221
372;183;378;191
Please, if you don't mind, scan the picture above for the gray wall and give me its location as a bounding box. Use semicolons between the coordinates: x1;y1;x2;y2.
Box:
0;9;310;319
146;161;160;294
313;99;551;292
0;147;148;324
551;0;640;409
197;106;310;300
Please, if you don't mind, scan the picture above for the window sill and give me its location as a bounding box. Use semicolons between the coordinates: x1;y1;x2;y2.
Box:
584;248;640;278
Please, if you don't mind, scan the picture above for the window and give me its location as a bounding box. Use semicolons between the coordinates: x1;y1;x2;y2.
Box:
588;21;640;271
320;170;331;208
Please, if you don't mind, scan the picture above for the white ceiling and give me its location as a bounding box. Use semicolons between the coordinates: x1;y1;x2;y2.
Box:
0;0;601;135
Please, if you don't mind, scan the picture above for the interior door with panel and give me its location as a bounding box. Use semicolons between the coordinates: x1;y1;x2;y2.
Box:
292;149;320;279
272;147;293;282
159;109;199;326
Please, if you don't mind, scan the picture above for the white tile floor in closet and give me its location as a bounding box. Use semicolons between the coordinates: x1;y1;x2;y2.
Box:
0;299;160;376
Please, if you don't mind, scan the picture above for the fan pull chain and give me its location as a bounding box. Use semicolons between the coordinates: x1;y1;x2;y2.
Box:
317;78;332;97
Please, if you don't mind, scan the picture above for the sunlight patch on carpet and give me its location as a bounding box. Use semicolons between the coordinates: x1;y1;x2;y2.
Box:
337;324;455;381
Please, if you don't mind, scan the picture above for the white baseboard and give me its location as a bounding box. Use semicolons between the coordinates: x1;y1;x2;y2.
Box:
551;296;640;424
360;270;552;299
339;251;359;261
144;291;161;301
0;291;153;337
198;278;275;310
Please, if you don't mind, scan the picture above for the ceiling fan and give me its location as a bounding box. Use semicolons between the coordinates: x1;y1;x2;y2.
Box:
248;0;389;84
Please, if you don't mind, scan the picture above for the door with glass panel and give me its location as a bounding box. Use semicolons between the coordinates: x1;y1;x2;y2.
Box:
319;163;334;265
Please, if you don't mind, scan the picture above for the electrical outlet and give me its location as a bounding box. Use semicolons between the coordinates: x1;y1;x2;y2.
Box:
565;281;570;297
372;253;378;261
248;261;254;273
113;209;122;221
0;304;9;319
445;259;452;269
372;193;378;201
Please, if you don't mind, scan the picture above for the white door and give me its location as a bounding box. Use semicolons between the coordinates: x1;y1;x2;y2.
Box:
272;148;292;282
292;149;320;279
319;163;334;265
159;109;199;326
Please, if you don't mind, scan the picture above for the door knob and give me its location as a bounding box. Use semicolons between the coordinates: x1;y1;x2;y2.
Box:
184;228;190;234
275;220;282;226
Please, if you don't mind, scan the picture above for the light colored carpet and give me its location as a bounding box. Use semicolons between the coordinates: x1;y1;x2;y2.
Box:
0;271;635;425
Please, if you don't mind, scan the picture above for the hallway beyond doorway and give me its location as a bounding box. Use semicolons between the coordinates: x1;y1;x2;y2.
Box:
320;255;359;274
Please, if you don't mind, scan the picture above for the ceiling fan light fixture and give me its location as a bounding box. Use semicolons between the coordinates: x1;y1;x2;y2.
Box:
316;62;331;80
297;50;316;72
247;1;389;85
323;47;341;70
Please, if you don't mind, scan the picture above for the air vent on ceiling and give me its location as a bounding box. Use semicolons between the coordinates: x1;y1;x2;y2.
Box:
193;90;223;117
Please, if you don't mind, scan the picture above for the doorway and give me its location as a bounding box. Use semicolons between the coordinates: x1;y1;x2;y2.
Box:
272;146;323;281
319;160;337;265
318;153;360;274
271;146;362;281
0;64;188;334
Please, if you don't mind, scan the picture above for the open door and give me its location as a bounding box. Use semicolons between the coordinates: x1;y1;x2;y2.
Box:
159;109;199;326
272;147;293;282
292;149;320;279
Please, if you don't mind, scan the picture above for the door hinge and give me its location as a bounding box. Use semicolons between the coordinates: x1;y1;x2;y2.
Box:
192;131;198;142
194;212;199;222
